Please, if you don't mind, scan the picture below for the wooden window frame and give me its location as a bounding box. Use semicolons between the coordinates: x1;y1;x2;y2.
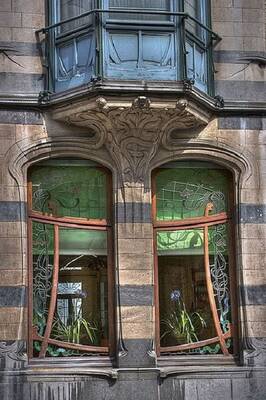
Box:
27;163;115;359
152;167;238;358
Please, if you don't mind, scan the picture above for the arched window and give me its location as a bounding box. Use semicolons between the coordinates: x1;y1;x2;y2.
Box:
28;159;114;358
152;161;237;357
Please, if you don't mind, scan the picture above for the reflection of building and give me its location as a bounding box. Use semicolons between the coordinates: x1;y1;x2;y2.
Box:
0;1;265;399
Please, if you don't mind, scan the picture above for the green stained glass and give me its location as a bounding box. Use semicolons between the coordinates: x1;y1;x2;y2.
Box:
29;160;108;219
156;164;230;221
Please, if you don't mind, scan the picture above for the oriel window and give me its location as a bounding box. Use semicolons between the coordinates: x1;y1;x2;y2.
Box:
153;161;237;357
28;159;114;358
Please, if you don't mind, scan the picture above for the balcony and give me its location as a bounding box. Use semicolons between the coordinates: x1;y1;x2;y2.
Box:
37;2;220;97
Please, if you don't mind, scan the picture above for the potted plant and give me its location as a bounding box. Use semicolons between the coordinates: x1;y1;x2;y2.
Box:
161;290;206;345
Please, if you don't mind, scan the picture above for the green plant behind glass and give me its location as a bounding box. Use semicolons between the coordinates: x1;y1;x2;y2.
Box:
161;290;206;345
52;311;98;345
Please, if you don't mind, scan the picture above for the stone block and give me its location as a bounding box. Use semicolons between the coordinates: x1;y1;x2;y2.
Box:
120;306;153;323
119;270;153;286
243;37;265;52
118;238;153;255
233;0;264;8
242;305;266;322
122;320;153;339
12;0;44;14
117;223;153;240
0;323;26;340
22;13;44;29
240;224;266;239
213;22;234;37
0;55;42;74
247;322;266;337
0;270;25;286
241;253;266;271
0;185;26;202
233;22;264;37
241;189;266;204
11;28;36;42
242;239;266;254
211;0;233;7
0;286;26;307
212;7;242;22
0;222;24;238
246;130;266;145
232;377;266;400
243;8;264;22
0;307;26;324
0;238;22;253
196;379;232;400
118;253;153;270
0;27;12;41
0;12;21;28
214;63;245;81
0;1;11;12
215;37;243;51
117;187;151;203
242;270;266;286
15;124;46;141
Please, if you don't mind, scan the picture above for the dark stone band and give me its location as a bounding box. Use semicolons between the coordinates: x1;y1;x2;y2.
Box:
0;286;26;307
218;116;262;130
0;73;44;94
241;285;266;306
0;41;40;57
119;285;153;306
215;81;266;102
116;202;152;223
0;110;42;125
240;204;266;224
0;202;26;222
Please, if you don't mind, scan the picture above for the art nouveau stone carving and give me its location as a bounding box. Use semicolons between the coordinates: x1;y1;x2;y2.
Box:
52;96;211;186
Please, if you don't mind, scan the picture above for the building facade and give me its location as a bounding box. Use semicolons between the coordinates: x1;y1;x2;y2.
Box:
0;1;265;399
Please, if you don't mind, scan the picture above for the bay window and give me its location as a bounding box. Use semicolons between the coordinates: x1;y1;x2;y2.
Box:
28;159;114;358
40;0;217;94
153;161;237;357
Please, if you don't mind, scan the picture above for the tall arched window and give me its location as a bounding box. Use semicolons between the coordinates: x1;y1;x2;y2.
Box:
152;161;237;357
28;159;114;358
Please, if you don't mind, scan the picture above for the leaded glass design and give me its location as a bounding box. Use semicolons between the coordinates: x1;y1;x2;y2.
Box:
29;159;112;358
29;161;107;220
156;166;229;220
154;162;234;356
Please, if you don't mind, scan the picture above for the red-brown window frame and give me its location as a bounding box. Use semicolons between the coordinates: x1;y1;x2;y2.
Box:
27;164;115;359
152;167;238;357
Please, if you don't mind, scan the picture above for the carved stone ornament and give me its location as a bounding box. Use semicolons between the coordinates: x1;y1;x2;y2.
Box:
52;96;211;186
0;341;27;362
245;337;266;366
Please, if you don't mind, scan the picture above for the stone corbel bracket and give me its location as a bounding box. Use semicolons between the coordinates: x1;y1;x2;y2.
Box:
52;96;211;186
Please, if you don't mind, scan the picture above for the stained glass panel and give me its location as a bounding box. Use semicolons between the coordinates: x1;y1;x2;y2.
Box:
29;160;107;220
155;164;230;221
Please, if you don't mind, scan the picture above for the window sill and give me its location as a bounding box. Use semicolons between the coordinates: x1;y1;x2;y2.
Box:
25;356;117;379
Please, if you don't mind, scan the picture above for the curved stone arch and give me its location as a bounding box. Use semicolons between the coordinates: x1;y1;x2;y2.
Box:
6;136;116;190
151;139;257;193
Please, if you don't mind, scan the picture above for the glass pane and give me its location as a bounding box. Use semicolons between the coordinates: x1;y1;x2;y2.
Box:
158;226;232;354
32;222;54;355
29;160;108;220
58;0;94;33
209;224;231;336
109;0;171;21
155;162;230;221
33;226;108;357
